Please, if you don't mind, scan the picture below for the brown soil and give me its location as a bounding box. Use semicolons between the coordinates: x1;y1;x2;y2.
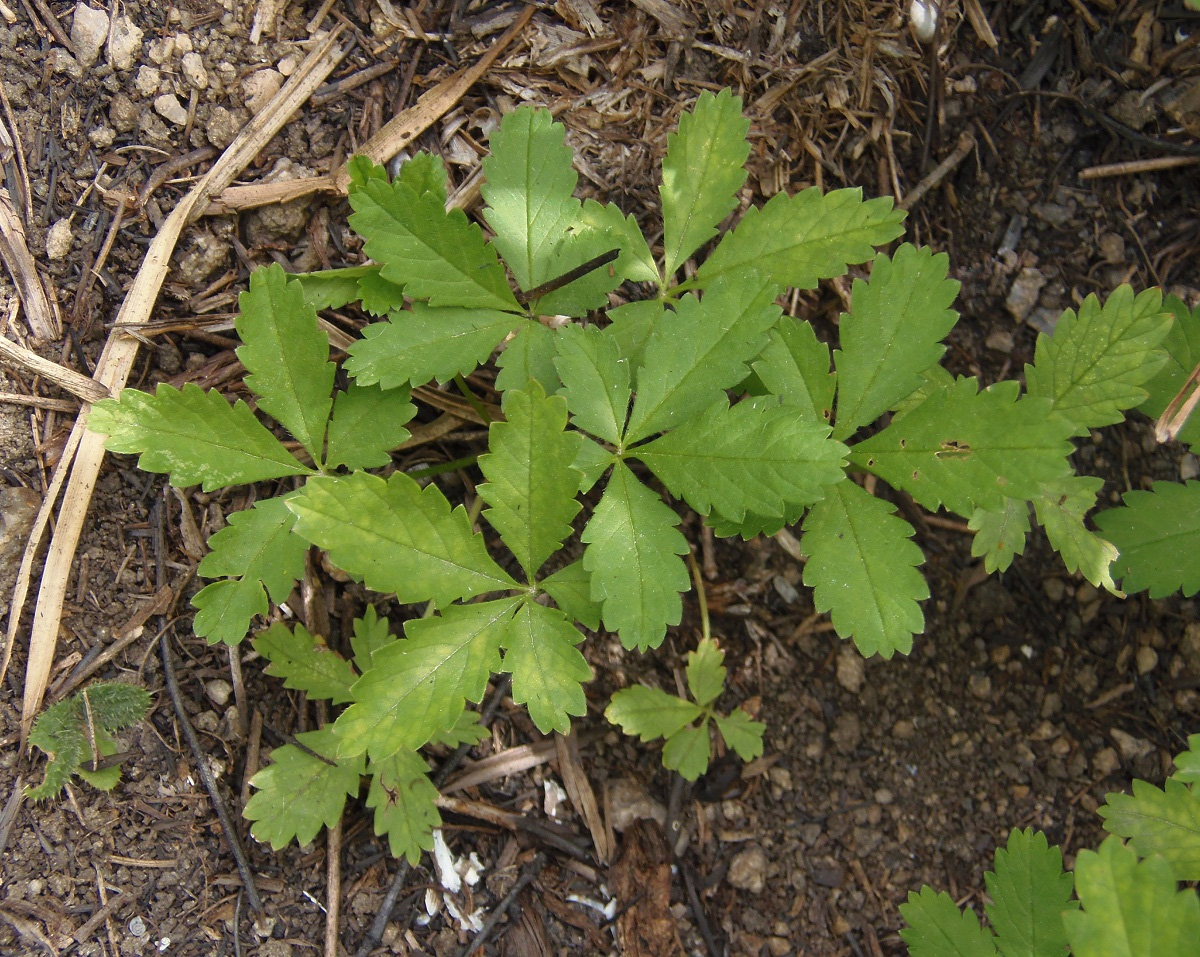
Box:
1;2;1198;956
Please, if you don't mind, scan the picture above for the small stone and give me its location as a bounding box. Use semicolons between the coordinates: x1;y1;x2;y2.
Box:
128;916;147;937
874;788;894;805
606;777;665;832
205;106;240;148
147;37;175;64
1006;267;1047;322
194;710;219;733
88;126;116;148
812;861;844;888
1110;728;1153;761
1043;578;1066;603
154;94;188;127
968;673;992;699
985;329;1014;353
1092;746;1120;775
109;92;141;132
71;3;110;67
727;846;768;893
1136;646;1158;675
892;718;915;740
835;646;865;694
205;679;232;707
107;16;143;71
767;937;791;956
46;219;73;260
135;65;162;98
50;50;84;80
181;52;208;90
830;712;861;753
241;68;283;114
1099;233;1125;265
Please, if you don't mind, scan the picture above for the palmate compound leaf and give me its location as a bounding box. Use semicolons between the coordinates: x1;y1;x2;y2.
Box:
983;828;1076;957
287;471;516;608
366;750;441;865
1025;285;1172;434
253;622;357;705
633;397;847;522
500;601;590;735
348;173;519;312
694;186;905;292
481;106;581;292
236;263;335;461
554;323;632;445
193;495;308;645
1098;779;1200;880
833;244;961;440
969;498;1031;574
244;728;364;849
1032;475;1119;592
345;304;525;389
324;383;416;471
1094;481;1200;598
477;382;583;578
334;597;520;761
88;383;310;491
663;724;712;780
582;461;690;651
899;887;998;957
625;273;782;444
660;88;750;279
800;480;928;658
848;379;1075;518
1138;295;1200;450
751;319;836;426
1063;836;1200;956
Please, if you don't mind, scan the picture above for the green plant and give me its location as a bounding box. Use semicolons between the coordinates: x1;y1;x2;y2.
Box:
27;682;152;800
1095;296;1200;597
900;734;1200;956
86;90;1176;856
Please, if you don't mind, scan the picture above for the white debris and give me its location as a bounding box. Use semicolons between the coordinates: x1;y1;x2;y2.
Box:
71;3;109;66
543;778;569;818
431;830;461;894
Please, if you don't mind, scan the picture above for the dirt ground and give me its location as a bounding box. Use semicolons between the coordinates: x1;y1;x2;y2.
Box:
1;1;1199;955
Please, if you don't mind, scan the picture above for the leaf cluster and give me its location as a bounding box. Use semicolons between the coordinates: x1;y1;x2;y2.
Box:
901;734;1200;956
27;682;152;800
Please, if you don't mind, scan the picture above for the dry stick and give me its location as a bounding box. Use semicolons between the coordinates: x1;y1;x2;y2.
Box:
325;818;343;957
0;188;59;339
160;632;263;912
456;853;547;957
1079;155;1200;180
0;333;110;402
10;26;348;747
899;132;975;212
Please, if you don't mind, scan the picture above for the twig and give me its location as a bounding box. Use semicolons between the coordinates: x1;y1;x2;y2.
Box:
682;860;721;957
1079;155;1200;180
160;633;263;912
456;853;547;957
324;818;343;957
900;132;974;211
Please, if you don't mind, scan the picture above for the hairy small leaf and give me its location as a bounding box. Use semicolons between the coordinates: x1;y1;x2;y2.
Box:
899;887;998;957
969;499;1031;574
605;685;702;742
715;709;765;762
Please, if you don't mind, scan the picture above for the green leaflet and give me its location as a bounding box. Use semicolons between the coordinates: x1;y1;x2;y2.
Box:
350;605;394;672
554;323;632;444
244;728;364;849
253;622;357;705
706;500;807;541
606;685;702;742
984;829;1076;957
1099;779;1200;880
714;709;764;763
478;382;583;578
1139;295;1200;450
366;750;440;865
607;300;664;369
899;887;998;957
833;244;960;440
393;152;448;205
357;269;408;316
968;499;1031;574
500;601;590;735
801;480;928;659
288;472;516;607
346;305;525;389
1064;837;1200;956
752;319;836;426
1095;481;1200;598
1032;475;1118;592
88;383;311;491
236;262;335;460
695;186;905;291
633;397;847;521
582;461;690;650
294;264;377;311
578;199;658;284
495;321;560;394
849;379;1074;517
482;106;581;292
324;384;416;470
662;725;711;780
686;637;726;707
534;223;624;317
193;495;308;645
349;174;519;312
1025;285;1172;433
334;597;520;760
660;88;750;278
540;561;602;630
1175;735;1200;785
625;273;781;443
